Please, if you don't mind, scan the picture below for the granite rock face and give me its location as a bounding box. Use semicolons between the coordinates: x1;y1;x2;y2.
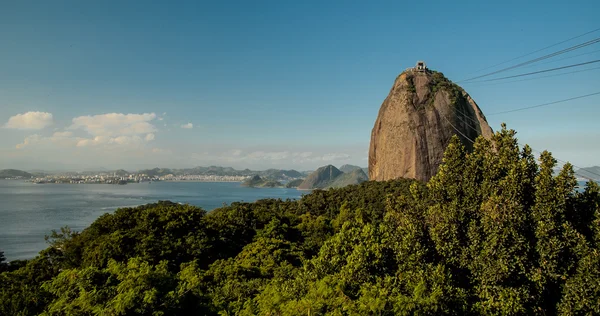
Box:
368;69;493;182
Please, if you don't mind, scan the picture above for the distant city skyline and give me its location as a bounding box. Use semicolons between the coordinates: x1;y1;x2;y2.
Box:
1;1;599;170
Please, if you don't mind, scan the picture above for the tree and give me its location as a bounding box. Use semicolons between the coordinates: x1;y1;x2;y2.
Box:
3;126;600;314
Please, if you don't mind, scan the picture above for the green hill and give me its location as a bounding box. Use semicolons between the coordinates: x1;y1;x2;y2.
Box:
137;168;173;177
326;168;368;189
0;169;33;179
114;169;130;176
285;178;304;188
298;165;368;190
241;175;283;188
338;164;363;173
297;165;343;189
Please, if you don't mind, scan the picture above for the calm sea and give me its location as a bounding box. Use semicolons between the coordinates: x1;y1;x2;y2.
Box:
0;180;303;261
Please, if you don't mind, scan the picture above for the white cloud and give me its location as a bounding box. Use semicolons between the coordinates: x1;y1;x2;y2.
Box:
52;131;73;138
181;123;193;129
292;152;313;159
76;136;110;147
190;150;351;165
246;151;290;160
321;153;351;161
48;112;161;148
5;112;53;130
74;135;151;147
231;149;243;156
16;134;42;149
111;135;143;146
69;113;157;137
16;131;80;149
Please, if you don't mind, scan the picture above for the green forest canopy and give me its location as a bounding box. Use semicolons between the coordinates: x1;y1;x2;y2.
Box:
1;125;599;315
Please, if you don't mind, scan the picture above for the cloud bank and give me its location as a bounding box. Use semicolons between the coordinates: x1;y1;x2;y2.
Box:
69;113;157;136
15;112;158;149
5;112;53;130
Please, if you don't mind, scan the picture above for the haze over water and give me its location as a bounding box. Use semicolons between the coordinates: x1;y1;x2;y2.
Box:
0;180;302;261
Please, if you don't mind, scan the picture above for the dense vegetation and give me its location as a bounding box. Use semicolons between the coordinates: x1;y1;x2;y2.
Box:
1;125;599;315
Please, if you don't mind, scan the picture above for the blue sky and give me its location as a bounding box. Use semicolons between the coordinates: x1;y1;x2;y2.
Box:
1;0;599;171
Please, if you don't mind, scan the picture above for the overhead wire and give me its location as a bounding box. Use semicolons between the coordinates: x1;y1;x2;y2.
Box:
445;28;600;180
446;106;600;180
458;37;600;82
486;91;600;115
443;116;476;143
462;66;600;87
466;27;600;75
467;59;600;83
529;148;600;181
437;91;600;117
516;48;600;70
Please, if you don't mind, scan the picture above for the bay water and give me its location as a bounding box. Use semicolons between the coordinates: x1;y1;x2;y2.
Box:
0;180;303;261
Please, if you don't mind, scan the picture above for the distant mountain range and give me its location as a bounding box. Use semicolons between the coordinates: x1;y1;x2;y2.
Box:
2;165;370;187
136;166;304;181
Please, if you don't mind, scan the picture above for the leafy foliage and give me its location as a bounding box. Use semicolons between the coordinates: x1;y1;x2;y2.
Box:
1;125;599;315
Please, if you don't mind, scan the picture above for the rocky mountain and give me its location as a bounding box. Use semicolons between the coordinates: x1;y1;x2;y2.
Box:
297;165;343;190
369;66;493;182
241;175;282;188
0;169;33;179
327;169;369;189
575;166;600;180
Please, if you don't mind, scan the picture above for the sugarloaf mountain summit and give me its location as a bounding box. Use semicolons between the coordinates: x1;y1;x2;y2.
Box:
369;61;493;182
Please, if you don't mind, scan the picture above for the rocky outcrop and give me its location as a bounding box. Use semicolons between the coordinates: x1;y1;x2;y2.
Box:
297;165;343;190
369;68;493;182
